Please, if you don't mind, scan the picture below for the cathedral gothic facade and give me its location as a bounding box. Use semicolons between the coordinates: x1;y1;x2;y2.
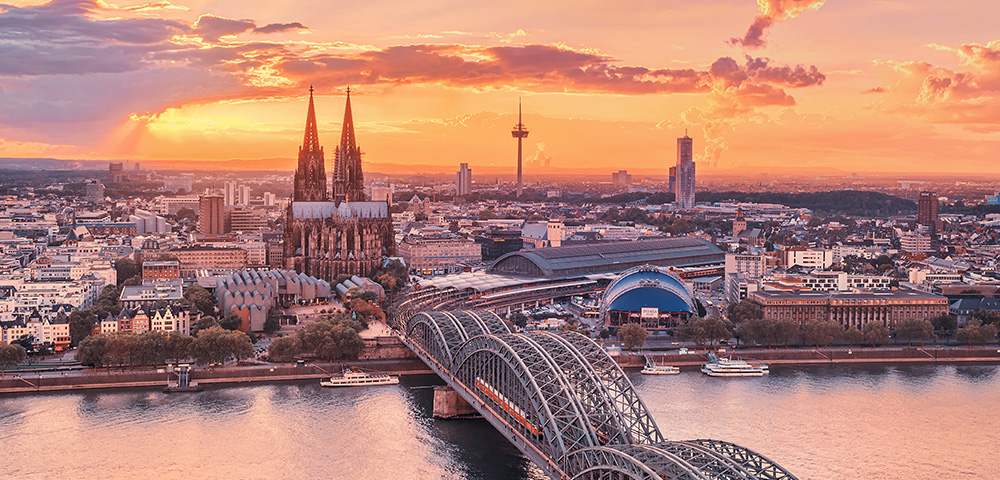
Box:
284;88;395;281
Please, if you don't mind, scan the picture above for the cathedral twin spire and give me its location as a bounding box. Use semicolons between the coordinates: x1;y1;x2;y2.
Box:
292;86;366;203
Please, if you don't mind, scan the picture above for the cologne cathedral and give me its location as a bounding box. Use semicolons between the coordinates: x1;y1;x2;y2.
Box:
283;87;395;280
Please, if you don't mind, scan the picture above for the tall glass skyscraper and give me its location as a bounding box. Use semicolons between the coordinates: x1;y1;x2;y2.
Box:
674;134;696;210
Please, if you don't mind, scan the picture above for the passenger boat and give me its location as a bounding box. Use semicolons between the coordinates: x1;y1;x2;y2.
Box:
320;368;399;387
641;356;680;375
701;352;769;377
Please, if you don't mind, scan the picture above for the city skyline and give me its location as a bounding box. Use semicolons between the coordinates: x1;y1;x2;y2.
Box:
2;1;1000;175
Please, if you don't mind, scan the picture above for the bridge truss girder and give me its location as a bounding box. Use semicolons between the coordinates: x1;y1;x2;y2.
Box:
403;311;799;480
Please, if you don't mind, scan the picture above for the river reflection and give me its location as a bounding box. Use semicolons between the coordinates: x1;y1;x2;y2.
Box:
2;364;998;480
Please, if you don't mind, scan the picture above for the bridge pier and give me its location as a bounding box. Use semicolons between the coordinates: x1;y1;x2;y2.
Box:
432;386;477;418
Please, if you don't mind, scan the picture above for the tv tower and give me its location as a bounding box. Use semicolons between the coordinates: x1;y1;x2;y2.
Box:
511;99;529;197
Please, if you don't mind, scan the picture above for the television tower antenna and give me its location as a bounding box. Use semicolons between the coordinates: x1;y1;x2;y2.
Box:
511;98;529;198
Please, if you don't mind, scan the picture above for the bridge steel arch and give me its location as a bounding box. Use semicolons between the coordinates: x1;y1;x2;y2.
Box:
401;310;799;480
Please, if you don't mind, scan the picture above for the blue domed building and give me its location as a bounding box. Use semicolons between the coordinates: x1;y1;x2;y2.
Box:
600;264;696;334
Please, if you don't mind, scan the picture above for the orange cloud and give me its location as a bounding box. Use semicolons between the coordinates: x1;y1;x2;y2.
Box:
730;0;826;49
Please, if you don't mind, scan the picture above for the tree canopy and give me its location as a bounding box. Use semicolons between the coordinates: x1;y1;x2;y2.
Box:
0;342;27;374
618;323;647;350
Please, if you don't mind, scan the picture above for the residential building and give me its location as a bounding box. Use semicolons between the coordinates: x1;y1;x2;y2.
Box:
170;245;248;276
198;194;224;235
783;247;833;270
900;231;933;254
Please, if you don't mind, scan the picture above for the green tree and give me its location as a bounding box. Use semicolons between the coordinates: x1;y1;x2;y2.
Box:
0;342;27;375
727;300;759;324
11;335;35;351
219;313;243;331
175;207;197;221
164;332;193;363
970;308;1000;326
680;317;734;346
76;334;109;368
956;318;998;345
115;258;139;287
618;323;647;350
91;285;122;318
134;331;168;366
735;317;769;347
263;307;282;333
184;285;216;314
122;276;142;286
268;336;302;362
929;314;958;336
765;318;801;348
68;310;97;346
294;315;365;361
862;321;891;346
838;325;864;346
509;313;528;329
803;320;841;348
190;326;253;366
894;319;936;346
193;315;219;335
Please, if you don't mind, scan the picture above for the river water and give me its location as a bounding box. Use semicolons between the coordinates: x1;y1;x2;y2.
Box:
2;364;997;480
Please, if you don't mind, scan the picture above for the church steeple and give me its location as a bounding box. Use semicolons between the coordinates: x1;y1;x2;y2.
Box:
340;87;356;153
303;85;321;154
293;85;328;202
333;87;365;203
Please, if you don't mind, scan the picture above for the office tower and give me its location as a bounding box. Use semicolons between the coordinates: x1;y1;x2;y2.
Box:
456;163;472;197
612;170;631;187
198;194;224;234
674;133;695;210
511;100;529;197
667;166;676;194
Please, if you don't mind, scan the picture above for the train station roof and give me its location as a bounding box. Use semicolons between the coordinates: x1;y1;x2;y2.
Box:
487;237;724;278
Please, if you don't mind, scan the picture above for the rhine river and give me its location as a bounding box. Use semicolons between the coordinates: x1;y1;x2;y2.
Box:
3;363;998;479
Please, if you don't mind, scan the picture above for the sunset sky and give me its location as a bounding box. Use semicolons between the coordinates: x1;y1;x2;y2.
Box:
2;0;1000;174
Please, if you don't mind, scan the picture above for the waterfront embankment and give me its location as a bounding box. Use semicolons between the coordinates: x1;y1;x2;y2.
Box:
0;359;433;394
619;345;1000;367
5;345;999;394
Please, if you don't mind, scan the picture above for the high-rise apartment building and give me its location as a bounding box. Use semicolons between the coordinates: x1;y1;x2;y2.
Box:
456;163;472;197
85;181;105;203
238;185;251;206
917;191;941;233
224;181;238;206
674;134;696;210
198;194;224;234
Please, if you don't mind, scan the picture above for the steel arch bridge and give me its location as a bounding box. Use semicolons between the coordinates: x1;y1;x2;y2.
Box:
401;310;799;480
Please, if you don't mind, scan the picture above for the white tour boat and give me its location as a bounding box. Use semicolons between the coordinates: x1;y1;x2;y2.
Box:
320;368;400;387
701;352;769;377
641;356;680;375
